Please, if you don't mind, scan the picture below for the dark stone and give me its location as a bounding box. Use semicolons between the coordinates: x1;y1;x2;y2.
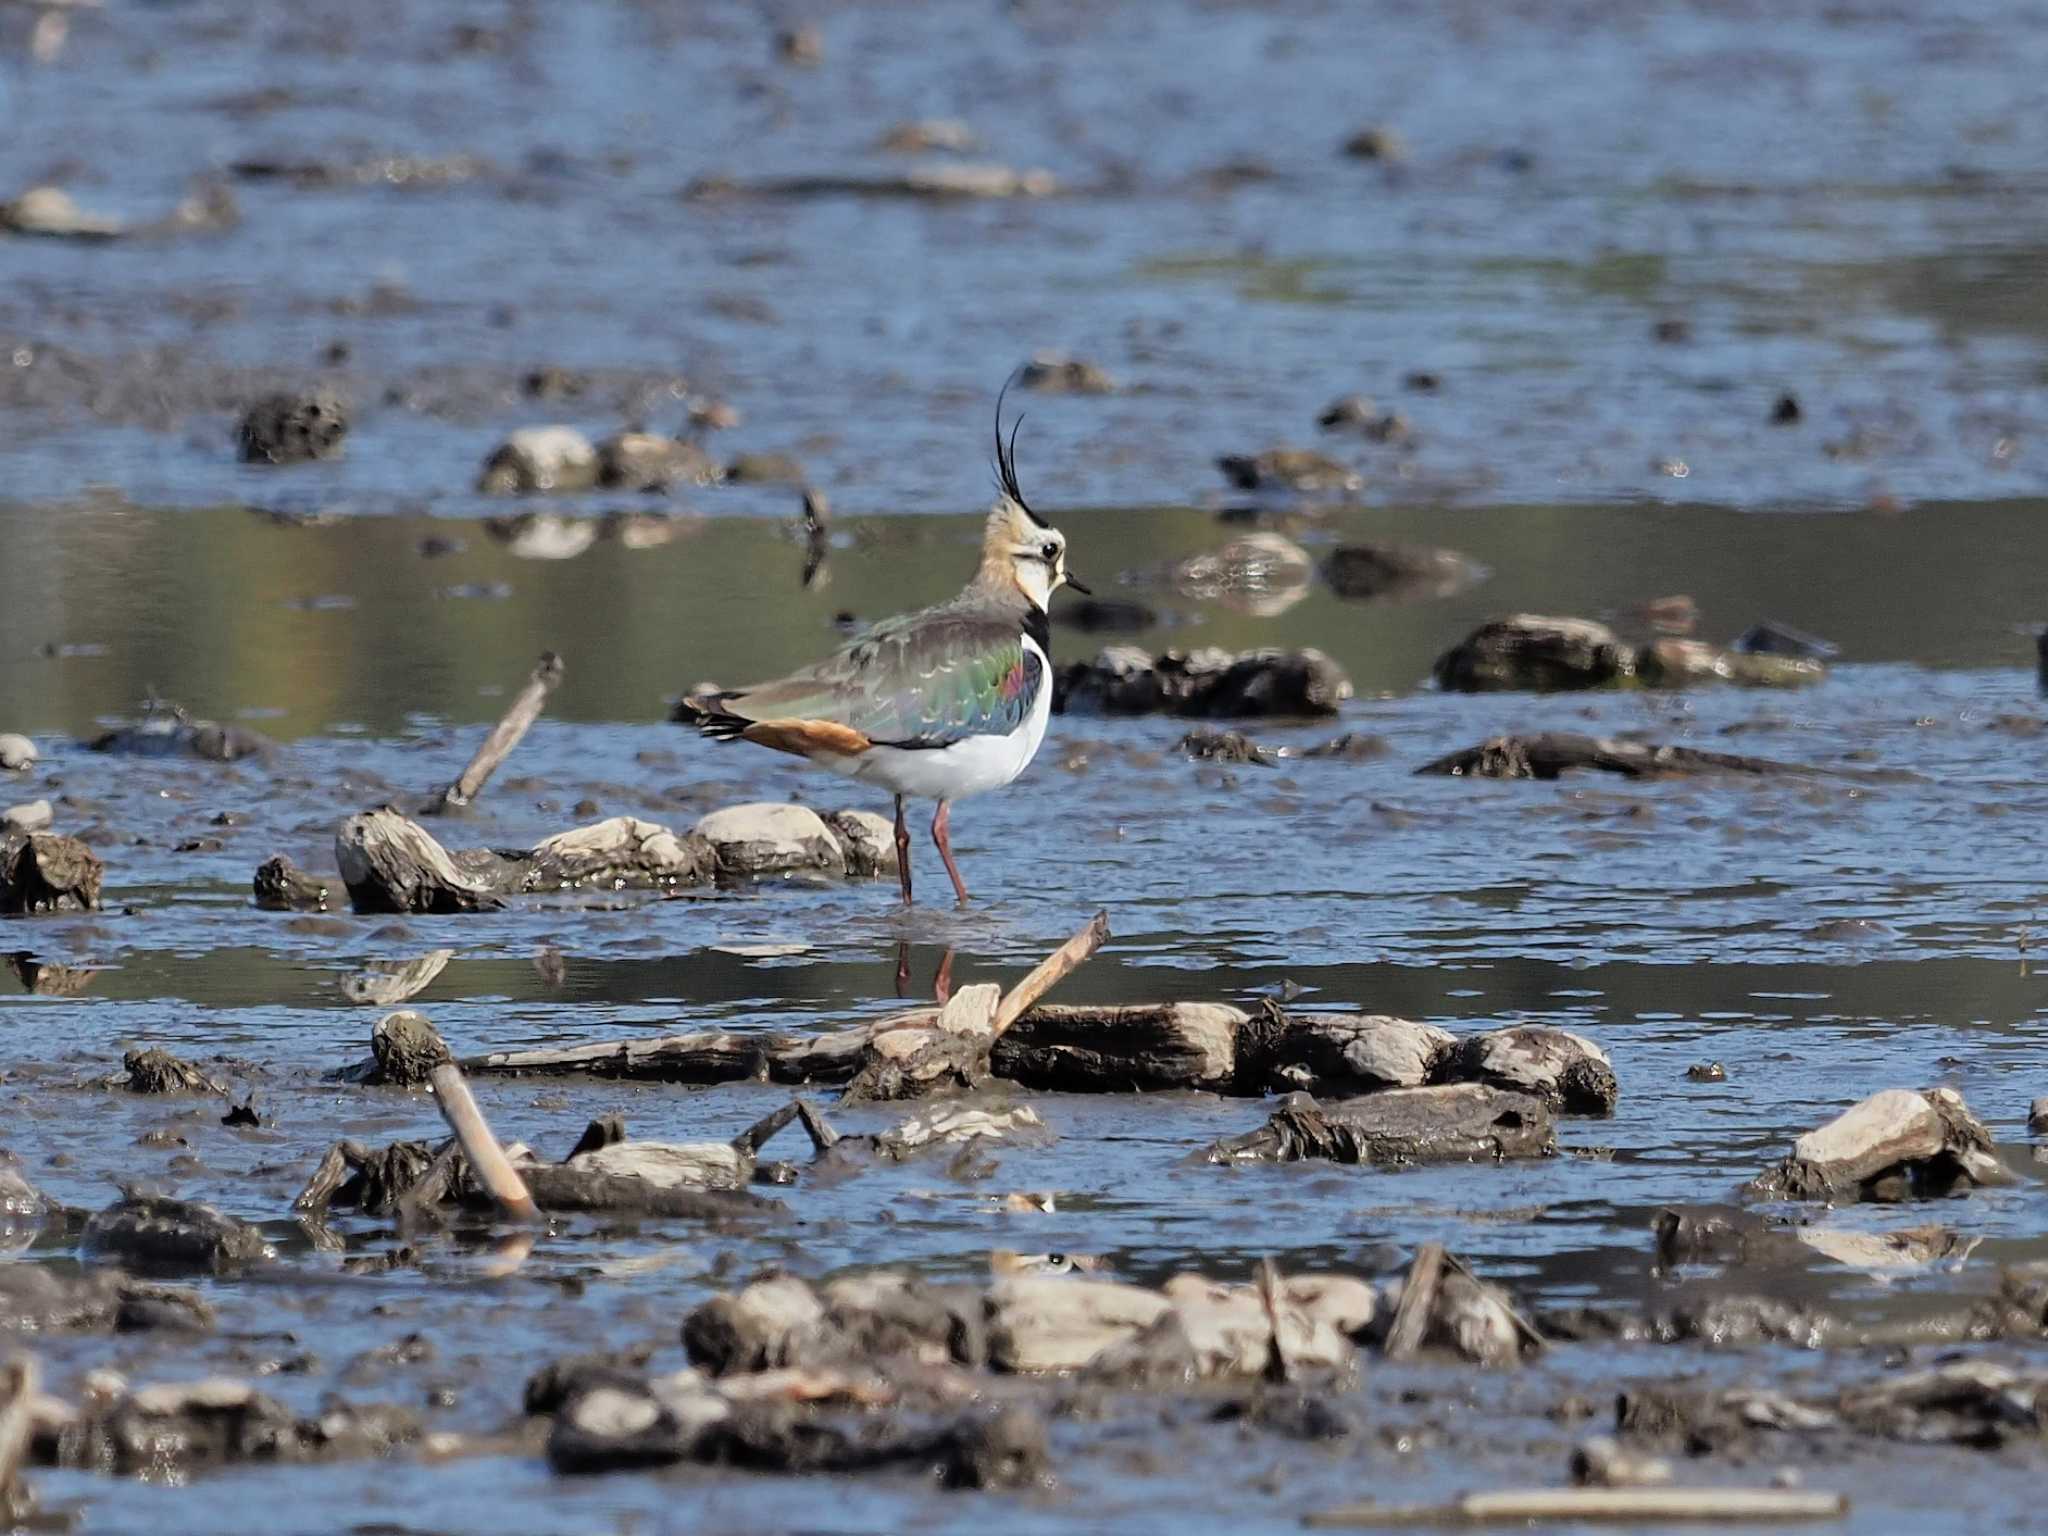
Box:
81;1195;271;1274
237;390;349;465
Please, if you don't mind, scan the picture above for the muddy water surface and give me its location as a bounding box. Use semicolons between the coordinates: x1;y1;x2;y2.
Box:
5;0;2048;1531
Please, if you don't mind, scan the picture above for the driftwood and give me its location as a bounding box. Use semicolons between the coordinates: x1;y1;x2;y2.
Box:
430;1062;539;1223
1208;1086;1556;1167
1381;1244;1543;1366
1749;1087;2006;1202
459;1000;1617;1115
334;807;714;913
1419;732;1825;782
430;653;563;814
0;830;101;914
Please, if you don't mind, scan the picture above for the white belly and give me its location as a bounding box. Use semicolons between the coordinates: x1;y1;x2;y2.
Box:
825;634;1054;802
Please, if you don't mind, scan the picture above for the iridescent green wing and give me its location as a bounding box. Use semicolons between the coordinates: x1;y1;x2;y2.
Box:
724;609;1043;749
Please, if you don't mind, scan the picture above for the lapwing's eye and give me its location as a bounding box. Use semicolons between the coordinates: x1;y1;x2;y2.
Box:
1039;541;1058;561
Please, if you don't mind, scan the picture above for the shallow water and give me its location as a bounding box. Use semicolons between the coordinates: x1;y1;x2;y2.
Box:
5;0;2048;1531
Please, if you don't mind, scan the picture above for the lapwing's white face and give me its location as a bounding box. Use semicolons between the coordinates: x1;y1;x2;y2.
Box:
1006;522;1071;610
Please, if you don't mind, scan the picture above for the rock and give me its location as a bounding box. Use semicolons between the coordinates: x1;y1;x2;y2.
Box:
1209;1086;1555;1167
236;390;348;465
1216;448;1360;495
1771;392;1802;425
119;1047;226;1095
1;801;50;833
1177;729;1276;765
989;1275;1172;1372
0;735;35;772
1341;126;1407;161
1750;1087;2006;1202
1056;645;1352;718
1635;638;1825;689
87;706;272;761
1298;732;1389;760
1418;732;1823;781
1734;621;1838;660
693;804;847;878
683;1276;829;1376
879;118;979;154
1434;615;1635;692
0;830;102;914
1017;354;1115;394
1688;1062;1728;1083
722;451;806;485
595;432;719;491
0;186;123;240
690;165;1057;199
80;1195;272;1274
822;810;899;877
1322;542;1482;602
775;23;823;64
1236;1013;1456;1097
2031;1097;2048;1135
1316;396;1410;442
1572;1434;1673;1488
252;854;331;912
476;426;599;494
1455;1027;1618;1115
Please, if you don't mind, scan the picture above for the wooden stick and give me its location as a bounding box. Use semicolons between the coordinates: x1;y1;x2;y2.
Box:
0;1354;36;1511
992;911;1110;1038
433;651;563;813
1382;1240;1446;1360
1306;1487;1849;1527
430;1062;540;1223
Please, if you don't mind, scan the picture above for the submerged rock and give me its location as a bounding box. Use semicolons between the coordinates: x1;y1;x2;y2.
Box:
1750;1087;2006;1202
1209;1085;1555;1167
0;734;37;773
1216;447;1360;495
236;390;348;465
1056;645;1352;718
0;186;123;240
1322;542;1481;602
80;1195;272;1274
693;804;847;878
118;1047;227;1096
87;706;272;762
252;854;331;912
1434;615;1637;692
477;426;599;494
0;801;50;833
1435;615;1824;692
1017;354;1115;394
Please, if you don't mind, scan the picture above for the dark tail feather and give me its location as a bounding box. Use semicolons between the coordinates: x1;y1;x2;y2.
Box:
670;692;753;740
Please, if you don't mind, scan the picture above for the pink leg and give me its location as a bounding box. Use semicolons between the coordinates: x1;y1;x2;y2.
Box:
893;794;913;905
931;799;969;905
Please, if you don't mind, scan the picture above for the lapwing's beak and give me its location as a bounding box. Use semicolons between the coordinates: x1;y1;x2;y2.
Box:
1062;571;1092;596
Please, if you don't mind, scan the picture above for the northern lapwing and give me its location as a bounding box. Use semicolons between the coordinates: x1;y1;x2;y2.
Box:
676;389;1086;904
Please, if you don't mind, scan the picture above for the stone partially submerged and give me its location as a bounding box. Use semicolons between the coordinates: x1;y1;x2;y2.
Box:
1419;732;1827;782
1434;615;1826;693
1208;1086;1556;1167
1056;646;1352;718
1749;1087;2006;1202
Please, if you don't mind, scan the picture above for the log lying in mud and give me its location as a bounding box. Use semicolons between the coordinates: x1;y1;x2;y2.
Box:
428;651;562;814
1434;615;1826;693
1419;732;1826;782
1055;644;1353;718
1748;1087;2007;1202
0;830;101;915
458;1000;1618;1113
334;806;716;913
1208;1086;1556;1168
